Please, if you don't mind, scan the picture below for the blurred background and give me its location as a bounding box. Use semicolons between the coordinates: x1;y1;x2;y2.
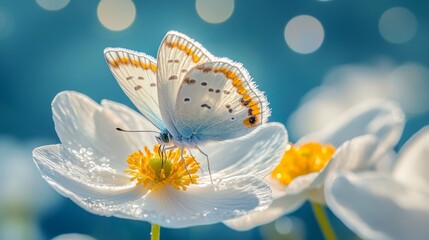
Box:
0;0;428;239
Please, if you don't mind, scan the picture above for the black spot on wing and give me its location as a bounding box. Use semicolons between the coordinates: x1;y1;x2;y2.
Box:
201;104;211;110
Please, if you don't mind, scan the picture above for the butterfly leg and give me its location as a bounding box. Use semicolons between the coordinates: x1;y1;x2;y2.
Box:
180;148;195;182
187;148;204;175
196;146;213;185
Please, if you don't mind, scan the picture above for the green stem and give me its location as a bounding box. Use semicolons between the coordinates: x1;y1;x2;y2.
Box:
151;223;161;240
311;202;337;240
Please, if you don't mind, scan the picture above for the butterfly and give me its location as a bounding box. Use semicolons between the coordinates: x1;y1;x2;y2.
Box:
104;31;270;159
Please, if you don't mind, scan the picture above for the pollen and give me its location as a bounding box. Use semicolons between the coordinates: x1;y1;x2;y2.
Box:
125;145;200;191
271;142;335;186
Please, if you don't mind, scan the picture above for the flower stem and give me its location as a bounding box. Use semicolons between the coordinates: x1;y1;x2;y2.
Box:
151;223;161;240
311;202;337;240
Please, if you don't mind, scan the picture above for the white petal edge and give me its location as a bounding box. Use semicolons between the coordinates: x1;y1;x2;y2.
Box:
52;91;157;171
33;144;145;207
326;172;429;240
311;134;379;188
298;100;404;150
107;176;272;228
224;192;306;231
195;122;288;182
393;126;429;194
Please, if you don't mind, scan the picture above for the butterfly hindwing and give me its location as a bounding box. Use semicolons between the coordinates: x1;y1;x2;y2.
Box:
104;48;164;130
174;60;271;142
157;31;214;136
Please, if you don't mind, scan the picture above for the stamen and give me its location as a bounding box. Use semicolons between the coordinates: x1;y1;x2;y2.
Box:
271;142;335;186
125;144;200;191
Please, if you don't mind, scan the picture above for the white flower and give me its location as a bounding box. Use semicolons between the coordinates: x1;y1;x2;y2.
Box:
288;60;429;138
225;100;404;230
325;127;429;240
33;91;288;228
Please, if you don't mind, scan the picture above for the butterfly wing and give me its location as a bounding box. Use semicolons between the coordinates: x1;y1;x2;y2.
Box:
156;31;214;136
173;59;270;142
104;48;165;130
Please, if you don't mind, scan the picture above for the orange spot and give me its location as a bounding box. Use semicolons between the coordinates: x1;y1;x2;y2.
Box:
192;55;200;63
232;77;242;87
242;94;252;102
150;63;157;72
141;63;150;69
246;99;258;107
120;57;129;64
250;106;261;115
237;86;247;95
108;60;119;68
242;116;258;128
131;60;140;67
226;71;237;79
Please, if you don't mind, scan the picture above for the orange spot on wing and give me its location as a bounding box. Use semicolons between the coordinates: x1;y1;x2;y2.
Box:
237;86;247;95
232;78;242;87
150;63;157;72
108;60;119;68
227;71;237;79
120;57;129;64
192;55;200;63
242;94;252;102
242;116;259;128
141;63;150;69
131;60;140;67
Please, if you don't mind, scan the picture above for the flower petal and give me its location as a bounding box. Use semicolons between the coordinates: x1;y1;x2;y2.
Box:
298;100;404;150
53;91;156;171
313;135;379;187
33;145;145;205
195;122;288;181
111;176;272;228
223;192;306;231
393;126;429;194
326;172;429;240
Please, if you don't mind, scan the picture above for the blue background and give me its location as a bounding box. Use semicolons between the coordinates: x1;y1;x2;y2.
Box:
0;0;428;239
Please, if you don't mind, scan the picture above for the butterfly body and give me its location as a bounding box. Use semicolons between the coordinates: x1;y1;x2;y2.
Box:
104;31;270;151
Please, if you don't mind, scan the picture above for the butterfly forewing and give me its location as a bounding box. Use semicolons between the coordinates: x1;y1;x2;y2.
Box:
157;31;214;136
104;48;164;130
174;60;270;142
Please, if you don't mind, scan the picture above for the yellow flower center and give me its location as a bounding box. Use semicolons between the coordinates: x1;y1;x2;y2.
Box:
125;145;200;191
271;142;336;186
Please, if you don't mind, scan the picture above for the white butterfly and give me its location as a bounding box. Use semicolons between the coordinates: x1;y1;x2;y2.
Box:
104;31;270;155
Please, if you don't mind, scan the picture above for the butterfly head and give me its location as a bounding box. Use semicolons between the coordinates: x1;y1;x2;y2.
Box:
156;130;173;145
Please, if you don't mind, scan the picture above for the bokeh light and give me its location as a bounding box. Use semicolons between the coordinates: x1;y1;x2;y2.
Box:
196;0;234;24
97;0;136;31
274;217;293;235
379;7;418;44
260;216;306;240
0;10;13;39
35;0;70;11
284;15;324;54
53;233;97;240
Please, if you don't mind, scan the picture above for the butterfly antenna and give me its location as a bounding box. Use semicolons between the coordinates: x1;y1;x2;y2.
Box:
116;127;159;134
